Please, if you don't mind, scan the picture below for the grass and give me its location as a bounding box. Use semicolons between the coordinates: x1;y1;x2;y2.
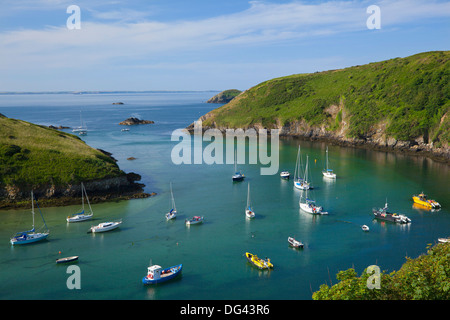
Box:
202;51;449;144
0;115;123;188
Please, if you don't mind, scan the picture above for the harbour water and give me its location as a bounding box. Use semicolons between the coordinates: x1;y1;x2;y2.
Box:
0;92;449;300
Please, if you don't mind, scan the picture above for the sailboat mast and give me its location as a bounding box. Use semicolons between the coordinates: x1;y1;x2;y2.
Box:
31;191;35;229
247;183;250;209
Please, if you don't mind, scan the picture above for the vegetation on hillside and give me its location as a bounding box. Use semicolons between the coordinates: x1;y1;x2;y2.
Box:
202;51;449;146
0;114;123;188
312;243;450;300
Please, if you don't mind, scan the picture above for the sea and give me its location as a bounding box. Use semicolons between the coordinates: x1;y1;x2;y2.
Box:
0;92;448;300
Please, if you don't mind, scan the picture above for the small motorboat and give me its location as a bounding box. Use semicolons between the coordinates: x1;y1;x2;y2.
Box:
362;225;369;232
56;256;79;264
245;252;273;270
438;237;450;243
288;237;303;248
185;216;203;226
142;263;182;285
89;220;122;233
280;171;290;179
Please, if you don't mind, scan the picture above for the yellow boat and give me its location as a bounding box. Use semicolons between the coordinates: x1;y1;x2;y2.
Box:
412;193;441;209
245;252;273;270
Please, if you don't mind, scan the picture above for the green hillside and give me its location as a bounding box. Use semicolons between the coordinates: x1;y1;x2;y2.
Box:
201;51;449;146
0;114;123;188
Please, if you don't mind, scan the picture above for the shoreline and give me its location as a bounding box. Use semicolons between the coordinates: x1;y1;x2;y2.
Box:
0;172;156;210
185;124;450;165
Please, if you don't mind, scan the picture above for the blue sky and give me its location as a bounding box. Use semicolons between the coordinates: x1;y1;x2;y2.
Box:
0;0;449;91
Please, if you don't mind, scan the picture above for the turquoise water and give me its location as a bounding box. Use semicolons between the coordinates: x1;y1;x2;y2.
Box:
0;92;449;300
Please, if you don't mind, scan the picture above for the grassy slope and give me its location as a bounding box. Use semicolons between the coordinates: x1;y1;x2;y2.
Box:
0;115;123;188
202;51;449;145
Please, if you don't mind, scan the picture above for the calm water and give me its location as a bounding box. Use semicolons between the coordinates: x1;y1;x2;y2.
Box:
0;92;449;300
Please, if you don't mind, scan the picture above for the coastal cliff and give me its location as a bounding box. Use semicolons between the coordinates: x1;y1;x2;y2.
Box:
0;114;152;208
188;51;450;163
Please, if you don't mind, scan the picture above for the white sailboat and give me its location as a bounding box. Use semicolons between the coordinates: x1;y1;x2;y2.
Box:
72;110;87;135
299;189;327;215
293;145;303;189
245;183;255;219
67;182;93;222
10;191;50;245
322;146;336;179
166;182;177;220
299;155;312;190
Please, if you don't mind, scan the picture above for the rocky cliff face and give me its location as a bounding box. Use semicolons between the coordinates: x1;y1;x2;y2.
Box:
187;111;450;163
0;172;153;209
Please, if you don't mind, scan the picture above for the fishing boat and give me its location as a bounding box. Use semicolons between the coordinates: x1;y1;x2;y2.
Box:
232;152;245;182
298;155;313;190
322;146;336;179
89;220;122;233
245;183;256;219
165;182;177;220
412;193;441;209
372;201;411;224
280;171;290;179
293;145;303;189
288;237;303;248
67;182;93;222
185;216;203;225
56;256;79;264
142;263;182;285
299;189;327;214
245;252;273;270
10;191;49;245
362;225;370;232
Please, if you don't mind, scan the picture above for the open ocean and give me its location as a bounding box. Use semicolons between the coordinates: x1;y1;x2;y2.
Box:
0;92;448;300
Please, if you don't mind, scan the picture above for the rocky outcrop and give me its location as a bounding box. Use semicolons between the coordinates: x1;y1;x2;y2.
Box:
119;117;154;125
207;89;242;103
0;172;154;209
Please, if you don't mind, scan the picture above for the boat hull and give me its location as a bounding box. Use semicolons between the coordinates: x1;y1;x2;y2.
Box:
245;252;273;270
300;203;323;214
185;217;203;225
142;264;182;284
67;213;93;222
56;256;79;264
373;210;410;224
91;221;121;233
10;233;49;245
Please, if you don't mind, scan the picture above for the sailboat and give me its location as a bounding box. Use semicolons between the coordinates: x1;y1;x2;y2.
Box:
232;151;245;182
293;145;303;189
67;182;93;222
322;146;336;179
72;110;87;135
10;191;49;245
245;183;255;219
166;182;177;220
299;155;313;190
299;189;327;215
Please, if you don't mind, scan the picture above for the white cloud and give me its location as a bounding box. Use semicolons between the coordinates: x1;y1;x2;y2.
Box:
0;0;448;90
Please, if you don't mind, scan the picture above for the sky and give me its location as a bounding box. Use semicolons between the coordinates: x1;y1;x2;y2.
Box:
0;0;449;92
